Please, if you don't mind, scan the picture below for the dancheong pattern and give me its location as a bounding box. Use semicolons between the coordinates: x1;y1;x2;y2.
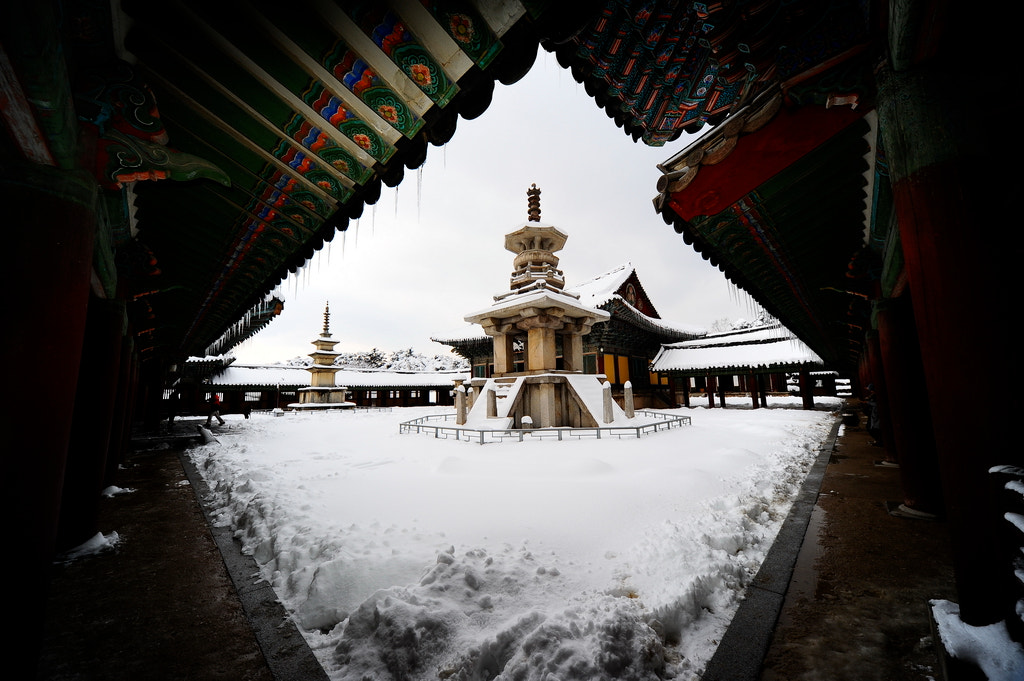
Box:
352;3;459;108
298;84;395;164
419;0;503;69
325;39;424;138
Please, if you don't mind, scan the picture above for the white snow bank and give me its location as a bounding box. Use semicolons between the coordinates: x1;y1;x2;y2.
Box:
189;399;840;679
930;599;1024;681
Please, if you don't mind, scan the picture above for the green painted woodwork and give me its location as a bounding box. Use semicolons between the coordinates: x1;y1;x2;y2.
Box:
419;0;504;69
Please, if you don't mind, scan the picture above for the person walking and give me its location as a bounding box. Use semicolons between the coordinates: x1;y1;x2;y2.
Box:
206;393;225;427
167;390;180;432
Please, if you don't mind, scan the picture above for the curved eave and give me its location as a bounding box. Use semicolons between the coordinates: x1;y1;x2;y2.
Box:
653;106;876;370
605;298;705;343
105;2;588;360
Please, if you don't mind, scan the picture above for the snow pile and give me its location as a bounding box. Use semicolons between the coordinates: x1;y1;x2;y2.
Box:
189;399;840;679
100;485;134;498
59;531;121;562
931;599;1024;681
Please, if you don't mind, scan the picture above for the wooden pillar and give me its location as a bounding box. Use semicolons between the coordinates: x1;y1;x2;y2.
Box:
106;337;137;482
137;359;166;432
758;374;768;408
864;330;895;451
59;297;126;551
798;366;814;410
3;164;98;664
878;63;1017;625
706;375;716;408
749;372;759;409
680;377;690;408
876;296;942;514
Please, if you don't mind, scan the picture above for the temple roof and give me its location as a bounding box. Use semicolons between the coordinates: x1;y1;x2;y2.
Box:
544;0;873;145
654;95;878;369
208;364;467;389
2;0;879;370
2;1;592;362
651;324;822;374
439;262;704;347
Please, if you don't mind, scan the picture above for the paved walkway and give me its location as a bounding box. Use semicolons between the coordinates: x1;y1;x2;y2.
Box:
36;422;326;681
759;421;957;680
36;412;957;680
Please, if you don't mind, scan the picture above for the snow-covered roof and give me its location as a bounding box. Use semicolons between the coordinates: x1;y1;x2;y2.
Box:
438;263;705;345
571;263;705;338
210;365;307;387
651;324;823;373
208;365;468;389
570;263;635;308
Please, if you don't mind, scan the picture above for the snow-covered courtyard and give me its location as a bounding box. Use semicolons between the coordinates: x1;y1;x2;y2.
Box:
183;397;840;680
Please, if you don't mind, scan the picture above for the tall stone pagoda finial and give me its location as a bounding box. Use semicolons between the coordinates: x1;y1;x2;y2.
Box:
322;301;331;336
527;183;541;222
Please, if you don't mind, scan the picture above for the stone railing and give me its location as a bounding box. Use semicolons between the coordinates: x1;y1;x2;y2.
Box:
398;409;691;444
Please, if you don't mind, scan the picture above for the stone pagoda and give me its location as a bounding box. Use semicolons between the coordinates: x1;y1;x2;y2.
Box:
461;185;631;428
293;302;354;410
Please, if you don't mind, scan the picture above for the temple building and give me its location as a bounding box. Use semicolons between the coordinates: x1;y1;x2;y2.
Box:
651;322;826;408
196;363;463;412
7;1;1019;672
436;261;705;409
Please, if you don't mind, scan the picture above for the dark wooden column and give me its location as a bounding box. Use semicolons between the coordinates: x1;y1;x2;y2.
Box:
706;376;716;408
876;296;942;514
878;63;1018;625
106;337;138;482
59;297;127;551
2;165;98;664
864;330;895;451
758;374;768;408
137;359;166;432
748;372;759;409
798;366;814;410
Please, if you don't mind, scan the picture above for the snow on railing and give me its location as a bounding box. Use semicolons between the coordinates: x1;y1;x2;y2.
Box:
398;410;691;444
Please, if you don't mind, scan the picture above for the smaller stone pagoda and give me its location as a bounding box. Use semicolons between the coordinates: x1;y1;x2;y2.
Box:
293;302;354;410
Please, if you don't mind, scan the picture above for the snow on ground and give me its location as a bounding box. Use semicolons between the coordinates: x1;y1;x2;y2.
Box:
187;397;842;680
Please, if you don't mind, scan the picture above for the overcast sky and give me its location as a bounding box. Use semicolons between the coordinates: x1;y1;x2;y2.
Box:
231;51;759;364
